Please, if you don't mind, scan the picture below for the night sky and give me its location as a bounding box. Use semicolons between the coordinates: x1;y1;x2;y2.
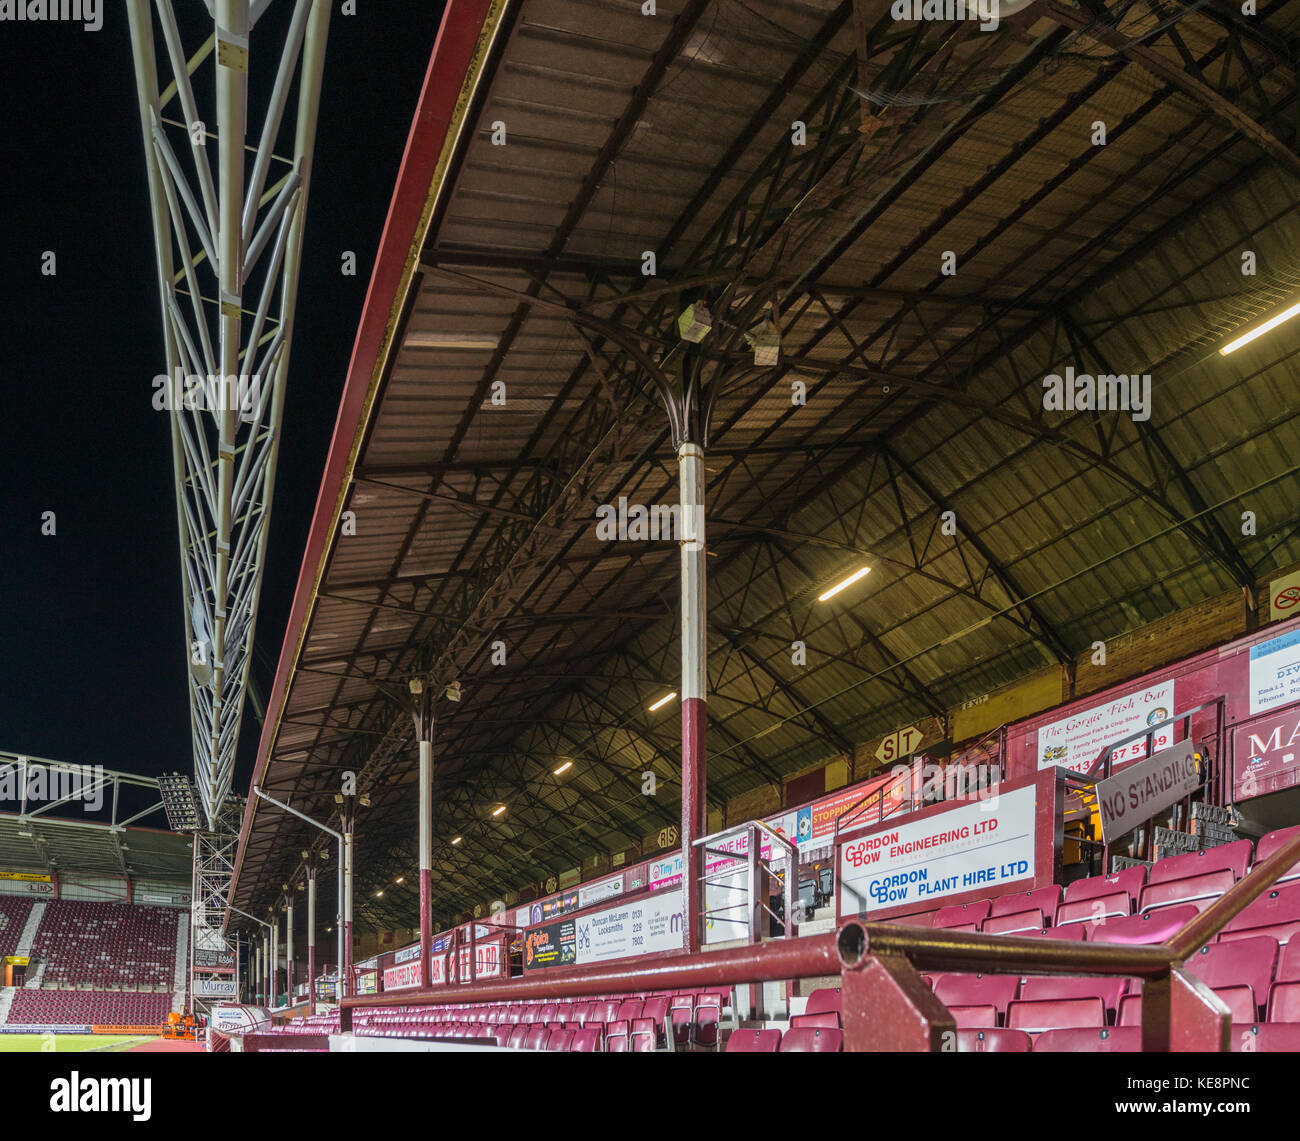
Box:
0;3;446;803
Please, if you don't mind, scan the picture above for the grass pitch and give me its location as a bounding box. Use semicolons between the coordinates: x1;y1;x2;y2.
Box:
0;1034;153;1053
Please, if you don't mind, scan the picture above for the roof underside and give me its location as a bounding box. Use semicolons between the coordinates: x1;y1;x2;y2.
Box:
234;0;1300;931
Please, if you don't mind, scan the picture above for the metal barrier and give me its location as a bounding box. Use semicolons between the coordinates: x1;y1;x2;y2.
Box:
337;827;1300;1051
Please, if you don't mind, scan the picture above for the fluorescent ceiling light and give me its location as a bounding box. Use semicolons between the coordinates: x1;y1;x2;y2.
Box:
553;761;573;775
648;692;677;712
405;332;499;350
451;836;462;845
491;805;506;817
1219;300;1300;355
818;565;871;602
394;877;404;885
375;890;384;898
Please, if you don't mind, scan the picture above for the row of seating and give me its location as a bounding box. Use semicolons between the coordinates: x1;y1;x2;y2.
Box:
29;900;181;990
893;828;1300;947
951;1024;1300;1052
5;988;173;1026
0;896;34;958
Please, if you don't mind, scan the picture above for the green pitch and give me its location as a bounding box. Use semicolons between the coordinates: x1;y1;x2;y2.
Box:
0;1034;152;1053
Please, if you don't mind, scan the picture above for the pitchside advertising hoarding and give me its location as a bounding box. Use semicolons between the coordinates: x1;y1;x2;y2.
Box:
838;784;1039;918
383;941;505;990
525;890;686;970
1233;706;1300;798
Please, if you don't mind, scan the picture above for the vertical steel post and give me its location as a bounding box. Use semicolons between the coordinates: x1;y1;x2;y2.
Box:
306;860;317;1016
343;818;354;997
286;895;295;1005
270;913;279;1008
336;842;344;1002
679;441;707;953
419;727;434;990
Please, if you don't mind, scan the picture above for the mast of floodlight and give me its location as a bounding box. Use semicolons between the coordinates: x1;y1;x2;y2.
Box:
126;0;331;830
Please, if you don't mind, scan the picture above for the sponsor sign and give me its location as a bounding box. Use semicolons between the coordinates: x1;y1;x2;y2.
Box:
649;833;778;893
211;1005;269;1035
1036;681;1175;774
3;956;29;966
194;948;235;971
524;919;576;971
515;906;532;929
0;871;51;882
1095;740;1202;843
2;1025;91;1035
1269;569;1300;621
1234;710;1300;799
538;890;580;922
840;786;1037;915
578;875;624;908
574;890;685;964
194;979;238;997
383;960;423;991
1249;629;1300;715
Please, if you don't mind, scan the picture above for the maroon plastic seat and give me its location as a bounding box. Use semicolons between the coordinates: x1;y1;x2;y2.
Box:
630;1018;656;1052
1220;882;1300;946
507;1025;529;1049
804;987;841;1016
1266;980;1300;1021
1140;869;1235;913
1185;935;1277;1019
1034;1026;1140;1052
669;1007;692;1046
570;1027;602;1052
933;973;1019;1020
596;999;622;1025
957;1028;1032;1053
1006;996;1105;1033
494;1027;513;1048
1019;976;1128;1019
780;1027;842;1052
695;1004;721;1047
790;1011;840;1029
990;886;1062;923
1256;825;1300;884
1231;1022;1300;1051
1117;994;1141;1026
1149;840;1252;886
616;998;644;1022
950;1005;998;1028
1055;891;1131;928
933;901;991;931
546;1029;573;1051
605;1020;630;1051
725;1028;781;1053
538;1003;557;1024
1086;904;1199;944
1063;867;1146;907
1024;924;1086;941
526;1025;551;1050
983;910;1045;936
1277;938;1300;982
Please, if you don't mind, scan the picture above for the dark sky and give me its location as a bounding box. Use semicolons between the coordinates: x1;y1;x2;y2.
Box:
0;3;446;806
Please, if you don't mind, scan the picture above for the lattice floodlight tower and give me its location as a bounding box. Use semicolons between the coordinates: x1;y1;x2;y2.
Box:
129;0;331;1007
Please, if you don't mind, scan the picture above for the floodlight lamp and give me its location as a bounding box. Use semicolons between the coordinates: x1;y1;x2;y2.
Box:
445;680;462;702
678;301;712;343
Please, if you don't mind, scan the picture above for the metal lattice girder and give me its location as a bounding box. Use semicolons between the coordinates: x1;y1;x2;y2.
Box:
127;0;331;829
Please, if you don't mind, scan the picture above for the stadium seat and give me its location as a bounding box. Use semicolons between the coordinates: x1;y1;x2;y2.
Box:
1024;924;1086;941
630;1018;657;1052
990;886;1062;923
725;1028;781;1052
1266;981;1300;1022
949;1005;998;1028
1185;936;1278;1019
1139;869;1234;913
790;1011;840;1029
1086;904;1199;944
956;1028;1032;1052
1230;1023;1300;1052
1056;891;1133;927
569;1027;602;1052
1063;867;1146;906
507;1025;529;1049
605;1020;630;1052
983;910;1045;936
1006;997;1106;1033
1034;1027;1140;1052
1256;825;1300;885
494;1028;513;1048
932;973;1019;1021
1149;840;1252;885
932;901;989;930
524;1025;550;1050
546;1029;573;1051
1220;882;1300;946
1019;976;1128;1020
780;1027;842;1052
804;987;841;1016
